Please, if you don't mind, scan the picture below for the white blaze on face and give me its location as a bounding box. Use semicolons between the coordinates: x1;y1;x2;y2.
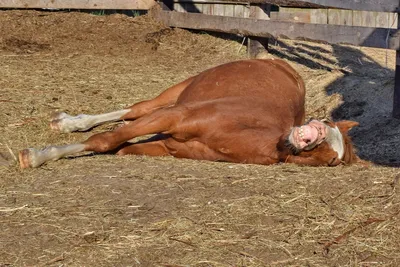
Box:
325;126;345;160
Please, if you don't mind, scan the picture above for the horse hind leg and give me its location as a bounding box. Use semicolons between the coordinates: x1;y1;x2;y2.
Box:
19;144;86;168
116;140;170;157
18;139;170;169
50;76;194;133
50;109;131;133
20;106;185;168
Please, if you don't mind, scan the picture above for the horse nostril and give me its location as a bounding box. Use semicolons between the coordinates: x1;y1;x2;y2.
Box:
304;139;311;144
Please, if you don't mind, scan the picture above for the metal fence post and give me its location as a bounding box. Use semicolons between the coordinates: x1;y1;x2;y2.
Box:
393;10;400;118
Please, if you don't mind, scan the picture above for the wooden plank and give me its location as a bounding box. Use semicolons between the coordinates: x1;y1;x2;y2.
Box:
234;4;245;18
169;0;400;12
352;10;364;27
353;10;375;27
310;9;328;24
328;9;353;26
327;9;340;25
150;9;400;50
188;0;399;12
213;3;224;16
340;10;353;25
0;0;156;10
224;4;234;17
375;12;389;28
202;3;212;15
270;10;311;23
388;12;398;29
362;10;376;27
243;4;250;18
284;0;399;12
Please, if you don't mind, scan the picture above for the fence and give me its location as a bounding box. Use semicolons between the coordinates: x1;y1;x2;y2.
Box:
152;0;400;118
1;0;399;117
173;2;398;28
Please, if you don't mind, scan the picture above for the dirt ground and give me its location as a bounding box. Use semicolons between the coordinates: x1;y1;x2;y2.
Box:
1;9;400;267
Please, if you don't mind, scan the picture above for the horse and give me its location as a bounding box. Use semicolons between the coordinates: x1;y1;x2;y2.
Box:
19;59;360;168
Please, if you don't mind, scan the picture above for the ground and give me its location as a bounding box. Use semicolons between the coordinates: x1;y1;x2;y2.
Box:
0;9;400;267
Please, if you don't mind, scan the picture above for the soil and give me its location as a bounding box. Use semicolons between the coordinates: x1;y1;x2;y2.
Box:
0;9;400;267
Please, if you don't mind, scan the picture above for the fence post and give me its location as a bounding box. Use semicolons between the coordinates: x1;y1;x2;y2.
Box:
248;4;270;58
394;11;400;118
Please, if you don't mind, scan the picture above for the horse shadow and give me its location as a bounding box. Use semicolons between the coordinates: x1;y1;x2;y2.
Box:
268;40;400;166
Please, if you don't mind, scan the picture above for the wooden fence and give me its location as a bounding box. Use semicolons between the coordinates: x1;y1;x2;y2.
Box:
1;0;400;117
173;2;398;29
153;0;400;118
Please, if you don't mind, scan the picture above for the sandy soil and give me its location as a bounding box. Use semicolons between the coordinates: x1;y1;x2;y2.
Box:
0;9;400;266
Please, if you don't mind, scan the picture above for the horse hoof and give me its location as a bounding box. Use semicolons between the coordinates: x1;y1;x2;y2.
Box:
50;119;63;131
19;149;32;169
50;112;68;121
50;112;75;133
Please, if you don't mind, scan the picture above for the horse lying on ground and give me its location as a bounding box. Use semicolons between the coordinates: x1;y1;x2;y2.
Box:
19;59;360;168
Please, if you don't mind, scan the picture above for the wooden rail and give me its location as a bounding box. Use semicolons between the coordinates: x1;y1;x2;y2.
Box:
151;9;400;50
155;0;400;118
173;3;398;28
170;0;400;12
280;0;400;12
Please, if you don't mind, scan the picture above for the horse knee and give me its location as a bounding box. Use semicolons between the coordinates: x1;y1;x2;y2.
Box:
84;132;117;153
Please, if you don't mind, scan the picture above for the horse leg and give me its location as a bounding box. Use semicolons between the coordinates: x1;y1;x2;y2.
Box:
116;140;170;157
50;77;194;133
20;106;186;168
117;137;232;163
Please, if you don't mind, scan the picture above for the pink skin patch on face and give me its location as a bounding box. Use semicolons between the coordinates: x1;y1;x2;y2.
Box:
289;120;328;150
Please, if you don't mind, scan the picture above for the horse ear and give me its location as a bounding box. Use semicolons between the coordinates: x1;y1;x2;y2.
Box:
336;120;359;133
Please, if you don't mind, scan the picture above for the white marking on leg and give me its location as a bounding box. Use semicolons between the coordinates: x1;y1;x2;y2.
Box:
52;109;130;133
27;144;86;167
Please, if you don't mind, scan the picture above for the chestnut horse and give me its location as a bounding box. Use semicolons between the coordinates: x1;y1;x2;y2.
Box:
19;59;360;168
